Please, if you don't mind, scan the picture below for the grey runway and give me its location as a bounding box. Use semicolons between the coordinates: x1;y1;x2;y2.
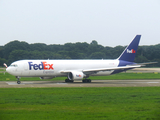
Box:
1;80;160;88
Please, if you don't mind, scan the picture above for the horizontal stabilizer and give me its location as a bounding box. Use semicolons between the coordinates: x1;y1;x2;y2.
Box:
132;62;158;66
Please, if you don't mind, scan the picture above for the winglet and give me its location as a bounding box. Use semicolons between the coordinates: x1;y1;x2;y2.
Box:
118;35;141;62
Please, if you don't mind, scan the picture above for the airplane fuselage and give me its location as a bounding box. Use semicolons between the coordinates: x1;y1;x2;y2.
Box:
7;59;119;77
6;35;145;84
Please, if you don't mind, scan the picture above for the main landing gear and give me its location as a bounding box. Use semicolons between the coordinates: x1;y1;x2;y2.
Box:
65;79;74;83
65;79;91;83
82;79;91;83
16;76;21;84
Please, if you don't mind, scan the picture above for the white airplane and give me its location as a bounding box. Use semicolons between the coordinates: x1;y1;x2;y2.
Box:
6;35;156;84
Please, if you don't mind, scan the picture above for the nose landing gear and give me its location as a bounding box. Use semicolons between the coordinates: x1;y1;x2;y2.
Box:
16;76;21;84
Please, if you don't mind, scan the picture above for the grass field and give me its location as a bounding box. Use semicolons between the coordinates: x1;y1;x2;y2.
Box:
1;72;160;119
1;72;160;81
1;87;160;120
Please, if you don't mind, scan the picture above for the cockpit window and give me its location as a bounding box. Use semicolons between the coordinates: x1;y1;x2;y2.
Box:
10;64;18;67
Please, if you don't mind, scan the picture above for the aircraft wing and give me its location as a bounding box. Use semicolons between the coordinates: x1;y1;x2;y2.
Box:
60;65;141;73
82;65;141;73
82;61;157;73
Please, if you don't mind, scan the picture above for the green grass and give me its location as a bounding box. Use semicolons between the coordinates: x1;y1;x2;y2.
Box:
1;87;160;120
1;72;160;81
90;72;160;80
0;69;5;71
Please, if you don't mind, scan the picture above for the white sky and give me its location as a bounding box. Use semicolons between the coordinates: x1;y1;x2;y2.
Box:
0;0;160;47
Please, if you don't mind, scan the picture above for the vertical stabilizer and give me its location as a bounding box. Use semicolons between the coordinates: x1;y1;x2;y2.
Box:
118;35;141;62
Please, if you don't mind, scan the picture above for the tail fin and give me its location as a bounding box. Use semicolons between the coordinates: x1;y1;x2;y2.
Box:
118;35;141;62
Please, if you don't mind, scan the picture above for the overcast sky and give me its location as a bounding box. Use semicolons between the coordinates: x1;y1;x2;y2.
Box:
0;0;160;47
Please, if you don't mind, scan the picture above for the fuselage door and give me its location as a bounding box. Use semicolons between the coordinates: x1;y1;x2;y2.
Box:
24;62;28;71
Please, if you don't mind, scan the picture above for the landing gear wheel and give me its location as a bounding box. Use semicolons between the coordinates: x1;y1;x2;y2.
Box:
82;80;86;83
88;79;91;83
17;81;21;84
16;76;21;84
82;79;91;83
65;79;74;83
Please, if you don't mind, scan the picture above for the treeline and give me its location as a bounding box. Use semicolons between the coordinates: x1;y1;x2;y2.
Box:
0;40;160;67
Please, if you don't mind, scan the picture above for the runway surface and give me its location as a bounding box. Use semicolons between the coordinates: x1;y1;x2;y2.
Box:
1;80;160;88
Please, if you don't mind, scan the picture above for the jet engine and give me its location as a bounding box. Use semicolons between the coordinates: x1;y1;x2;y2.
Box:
68;71;85;80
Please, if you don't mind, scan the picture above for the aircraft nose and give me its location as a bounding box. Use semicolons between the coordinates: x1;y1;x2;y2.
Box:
6;67;11;74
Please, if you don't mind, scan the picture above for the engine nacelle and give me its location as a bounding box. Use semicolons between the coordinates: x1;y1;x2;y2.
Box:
40;77;54;79
68;71;85;80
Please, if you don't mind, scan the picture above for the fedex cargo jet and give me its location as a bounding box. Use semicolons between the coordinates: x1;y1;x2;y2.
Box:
6;35;155;84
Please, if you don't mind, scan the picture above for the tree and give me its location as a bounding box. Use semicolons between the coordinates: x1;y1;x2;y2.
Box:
30;43;47;51
90;40;98;45
89;52;106;59
3;40;29;59
1;40;160;67
0;57;7;67
135;55;149;63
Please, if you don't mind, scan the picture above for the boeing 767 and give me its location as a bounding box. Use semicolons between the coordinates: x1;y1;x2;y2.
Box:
6;35;156;84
